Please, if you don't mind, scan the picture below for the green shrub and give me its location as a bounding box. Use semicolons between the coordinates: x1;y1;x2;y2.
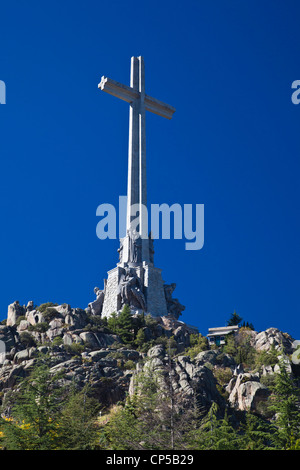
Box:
156;336;177;356
42;308;59;323
260;373;276;388
255;346;279;368
136;339;156;354
213;367;233;386
85;314;106;331
28;322;49;333
124;360;136;370
222;331;256;369
64;343;84;355
36;302;58;313
16;316;26;326
135;328;146;348
52;336;63;347
107;351;125;360
144;314;158;329
184;333;209;359
19;331;36;348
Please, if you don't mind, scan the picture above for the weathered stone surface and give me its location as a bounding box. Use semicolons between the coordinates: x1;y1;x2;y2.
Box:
130;345;222;410
63;333;73;346
0;364;27;391
144;265;168;317
118;349;140;361
38;346;49;355
273;355;292;374
160;316;198;335
147;344;165;359
196;350;219;365
79;332;99;349
47;318;64;340
164;283;185;319
14;349;29;364
26;310;45;326
50;357;81;372
53;304;72;316
7;301;25;327
87;288;105;316
94;332;120;348
0;326;16;351
254;328;294;354
261;365;273;375
88;350;111;361
228;373;269;412
17;320;30;332
102;267;121;317
101;263;170;319
0;296;298;419
173;326;190;352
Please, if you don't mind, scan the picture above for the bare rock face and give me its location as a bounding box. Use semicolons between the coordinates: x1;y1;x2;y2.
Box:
7;301;25;327
1;298;298;418
0;325;17;351
254;328;294;354
227;373;270;412
129;345;223;410
26;310;45;326
195;350;236;369
47;319;64;341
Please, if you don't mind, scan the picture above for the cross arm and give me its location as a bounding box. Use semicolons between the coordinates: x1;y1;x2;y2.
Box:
98;76;139;103
99;76;176;120
144;94;175;120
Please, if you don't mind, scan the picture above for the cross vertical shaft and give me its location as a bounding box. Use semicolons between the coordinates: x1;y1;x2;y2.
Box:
127;57;146;236
126;57;149;262
98;56;175;266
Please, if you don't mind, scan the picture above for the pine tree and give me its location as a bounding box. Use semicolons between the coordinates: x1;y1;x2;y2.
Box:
190;402;239;450
107;311;118;334
269;357;300;449
104;363;197;450
57;385;101;449
135;328;146;348
227;311;242;326
116;304;134;344
1;358;65;450
240;412;276;450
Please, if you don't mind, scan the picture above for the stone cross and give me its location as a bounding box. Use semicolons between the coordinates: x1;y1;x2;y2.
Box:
98;56;175;265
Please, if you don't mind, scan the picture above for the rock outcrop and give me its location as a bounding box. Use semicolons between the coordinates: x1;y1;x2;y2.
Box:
253;327;294;354
129;344;223;411
227;373;270;412
0;301;201;411
0;299;297;418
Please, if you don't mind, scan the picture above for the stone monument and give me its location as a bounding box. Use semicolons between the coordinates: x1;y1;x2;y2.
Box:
90;56;185;319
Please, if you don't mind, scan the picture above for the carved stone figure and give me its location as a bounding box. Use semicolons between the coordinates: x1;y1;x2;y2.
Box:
128;228;142;264
87;285;105;316
164;283;185;319
119;267;146;311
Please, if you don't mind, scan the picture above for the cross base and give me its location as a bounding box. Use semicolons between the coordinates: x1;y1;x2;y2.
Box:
101;263;168;318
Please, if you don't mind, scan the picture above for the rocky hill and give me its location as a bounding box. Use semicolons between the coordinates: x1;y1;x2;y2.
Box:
0;299;298;420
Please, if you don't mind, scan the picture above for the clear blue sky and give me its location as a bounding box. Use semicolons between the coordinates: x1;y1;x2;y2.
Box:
0;1;299;339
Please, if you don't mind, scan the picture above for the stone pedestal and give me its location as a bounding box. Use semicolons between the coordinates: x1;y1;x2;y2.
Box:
143;264;168;317
101;267;121;317
101;262;168;318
